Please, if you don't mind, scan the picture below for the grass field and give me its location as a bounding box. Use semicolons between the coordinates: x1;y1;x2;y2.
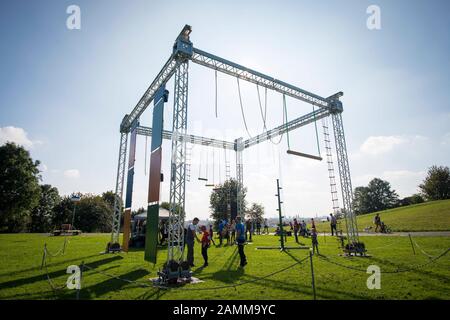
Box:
314;200;450;233
0;232;449;300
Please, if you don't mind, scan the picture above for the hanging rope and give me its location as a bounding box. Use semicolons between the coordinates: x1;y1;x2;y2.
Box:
283;94;291;150
312;104;321;157
215;70;218;118
236;77;253;139
256;85;268;131
265;92;285;145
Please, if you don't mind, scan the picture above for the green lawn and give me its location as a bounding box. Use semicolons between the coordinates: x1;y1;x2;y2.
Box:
315;200;450;233
0;232;449;300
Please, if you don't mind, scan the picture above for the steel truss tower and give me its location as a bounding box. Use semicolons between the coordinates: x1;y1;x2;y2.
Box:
168;60;189;263
109;130;128;250
332;112;360;245
109;25;364;269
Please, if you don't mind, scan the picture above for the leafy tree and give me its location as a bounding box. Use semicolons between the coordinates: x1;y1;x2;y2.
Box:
52;193;112;232
246;203;265;223
353;178;399;214
52;196;75;228
0;143;41;232
419;165;450;200
399;194;425;207
29;184;60;232
210;179;247;225
367;178;399;211
353;186;370;215
102;190;117;210
74;196;112;232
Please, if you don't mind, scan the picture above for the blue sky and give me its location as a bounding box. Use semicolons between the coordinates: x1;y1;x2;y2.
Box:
1;0;449;220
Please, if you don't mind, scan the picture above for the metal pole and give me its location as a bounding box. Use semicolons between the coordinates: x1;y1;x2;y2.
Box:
309;249;317;300
276;179;285;250
71;203;76;230
408;233;416;255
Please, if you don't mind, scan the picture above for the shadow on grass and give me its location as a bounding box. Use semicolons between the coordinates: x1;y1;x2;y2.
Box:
76;268;150;299
368;256;450;283
0;255;123;291
0;253;103;278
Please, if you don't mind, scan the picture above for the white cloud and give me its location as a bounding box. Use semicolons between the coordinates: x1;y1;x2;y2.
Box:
360;135;407;155
359;134;427;156
0;126;41;148
64;169;80;179
38;163;48;172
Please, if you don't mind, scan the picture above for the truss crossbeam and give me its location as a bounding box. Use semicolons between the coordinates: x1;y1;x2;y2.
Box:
136;126;235;150
122;55;179;133
191;47;330;109
243;108;330;149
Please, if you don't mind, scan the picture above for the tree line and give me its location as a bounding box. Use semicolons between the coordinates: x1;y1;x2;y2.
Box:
1;142;449;232
0;143;115;233
353;166;450;215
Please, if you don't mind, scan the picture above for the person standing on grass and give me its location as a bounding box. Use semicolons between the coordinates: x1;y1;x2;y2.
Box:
330;213;337;236
209;224;216;246
236;216;247;267
311;228;319;255
293;218;300;243
256;219;261;235
374;213;381;232
218;219;224;245
263;218;269;234
245;218;252;241
225;220;231;245
311;218;316;230
186;217;200;267
230;219;236;244
200;225;210;267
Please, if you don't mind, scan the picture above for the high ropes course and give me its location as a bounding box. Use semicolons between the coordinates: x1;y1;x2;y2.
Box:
107;25;363;284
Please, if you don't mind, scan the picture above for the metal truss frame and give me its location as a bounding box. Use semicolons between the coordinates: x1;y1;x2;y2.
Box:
168;60;189;263
110;25;362;261
110;131;128;246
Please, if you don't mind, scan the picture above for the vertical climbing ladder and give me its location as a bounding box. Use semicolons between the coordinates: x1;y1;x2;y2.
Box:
322;115;345;238
322;116;339;213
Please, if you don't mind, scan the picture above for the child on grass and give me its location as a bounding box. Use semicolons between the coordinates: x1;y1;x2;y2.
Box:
200;225;210;267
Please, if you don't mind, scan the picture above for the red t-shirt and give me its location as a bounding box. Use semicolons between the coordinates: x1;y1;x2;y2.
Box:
201;231;210;246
